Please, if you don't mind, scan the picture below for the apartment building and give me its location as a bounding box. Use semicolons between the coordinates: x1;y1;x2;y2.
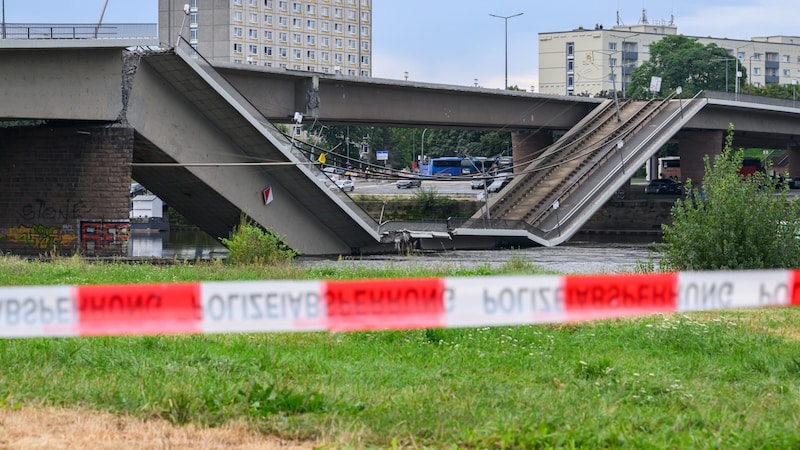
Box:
539;17;800;96
159;0;372;76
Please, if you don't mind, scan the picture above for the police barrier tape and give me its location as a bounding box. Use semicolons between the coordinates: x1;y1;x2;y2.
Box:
1;270;799;337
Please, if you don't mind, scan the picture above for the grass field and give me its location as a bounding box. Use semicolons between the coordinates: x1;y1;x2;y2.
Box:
2;256;800;448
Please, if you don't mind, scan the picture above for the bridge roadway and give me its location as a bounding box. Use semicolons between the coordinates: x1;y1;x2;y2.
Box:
1;39;800;255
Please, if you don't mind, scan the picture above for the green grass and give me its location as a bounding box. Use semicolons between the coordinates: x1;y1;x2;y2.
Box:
2;256;800;448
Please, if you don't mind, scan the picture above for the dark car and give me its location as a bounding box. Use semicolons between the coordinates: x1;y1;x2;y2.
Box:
470;178;486;189
645;178;682;195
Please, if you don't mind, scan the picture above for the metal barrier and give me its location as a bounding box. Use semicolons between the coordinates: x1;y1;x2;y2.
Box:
1;23;157;40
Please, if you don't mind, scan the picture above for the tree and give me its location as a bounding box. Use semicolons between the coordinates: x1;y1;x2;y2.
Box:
660;124;800;271
626;35;747;99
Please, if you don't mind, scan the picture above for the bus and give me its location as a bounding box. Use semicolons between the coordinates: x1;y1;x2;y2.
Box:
658;156;681;180
420;157;473;177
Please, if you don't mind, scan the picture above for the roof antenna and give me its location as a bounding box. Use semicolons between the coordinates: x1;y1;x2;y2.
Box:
94;0;109;38
640;8;648;25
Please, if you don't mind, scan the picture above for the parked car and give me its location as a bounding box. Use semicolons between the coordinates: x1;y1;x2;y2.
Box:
332;179;355;192
396;178;422;189
470;178;486;189
645;178;682;195
486;173;513;193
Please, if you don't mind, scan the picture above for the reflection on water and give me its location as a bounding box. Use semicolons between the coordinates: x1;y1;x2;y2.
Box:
128;230;228;259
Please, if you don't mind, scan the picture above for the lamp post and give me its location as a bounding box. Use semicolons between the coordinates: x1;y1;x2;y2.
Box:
793;79;797;108
489;12;523;89
2;0;6;40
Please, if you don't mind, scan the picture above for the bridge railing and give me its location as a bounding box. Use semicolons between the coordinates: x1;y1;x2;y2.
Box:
1;23;157;40
706;90;800;109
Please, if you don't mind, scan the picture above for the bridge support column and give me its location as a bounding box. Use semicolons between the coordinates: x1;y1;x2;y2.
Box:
511;130;552;174
786;139;800;183
678;130;725;187
0;123;133;256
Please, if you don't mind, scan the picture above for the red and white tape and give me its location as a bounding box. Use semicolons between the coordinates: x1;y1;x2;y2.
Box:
1;270;799;338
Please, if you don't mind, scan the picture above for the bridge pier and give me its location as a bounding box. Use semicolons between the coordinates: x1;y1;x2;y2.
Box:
678;129;725;186
787;139;800;182
0;122;133;256
511;130;553;174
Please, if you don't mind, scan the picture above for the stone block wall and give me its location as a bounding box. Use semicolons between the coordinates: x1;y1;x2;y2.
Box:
0;123;133;256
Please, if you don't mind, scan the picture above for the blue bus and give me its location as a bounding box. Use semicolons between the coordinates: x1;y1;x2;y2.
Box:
420;157;482;177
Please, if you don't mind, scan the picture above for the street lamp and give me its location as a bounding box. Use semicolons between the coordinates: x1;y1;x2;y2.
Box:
489;12;523;89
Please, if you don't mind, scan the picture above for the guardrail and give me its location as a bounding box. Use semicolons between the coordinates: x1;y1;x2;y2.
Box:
706;90;800;109
1;23;157;40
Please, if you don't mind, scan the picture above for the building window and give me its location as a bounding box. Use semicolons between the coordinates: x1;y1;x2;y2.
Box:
335;53;343;63
264;14;272;25
321;21;329;32
189;28;198;42
335;38;343;48
307;50;316;60
307;19;316;30
279;47;287;57
293;49;302;59
292;33;301;44
189;13;197;25
753;53;761;61
233;27;243;38
784;69;791;77
250;13;258;23
361;11;369;22
234;11;243;22
249;45;258;55
360;55;369;65
347;54;356;64
234;43;243;53
278;16;287;26
292;2;301;13
754;67;761;75
307;4;316;14
566;42;574;56
783;55;790;63
361;26;368;36
234;0;242;4
307;35;316;45
334;23;343;33
264;30;272;40
279;32;287;42
292;18;301;28
361;69;369;77
348;69;356;76
361;41;369;51
609;42;617;51
348;39;356;50
609;57;617;67
738;51;745;60
321;36;329;47
265;0;272;8
347;24;356;35
278;1;287;11
249;0;257;6
334;8;342;18
322;7;329;16
348;10;356;20
322;51;329;62
249;29;258;39
264;46;273;56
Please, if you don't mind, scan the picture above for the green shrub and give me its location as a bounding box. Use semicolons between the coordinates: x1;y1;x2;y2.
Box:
660;125;800;270
219;215;296;265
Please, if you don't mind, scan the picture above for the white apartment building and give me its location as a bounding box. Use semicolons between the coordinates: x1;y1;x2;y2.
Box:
539;17;800;96
159;0;372;76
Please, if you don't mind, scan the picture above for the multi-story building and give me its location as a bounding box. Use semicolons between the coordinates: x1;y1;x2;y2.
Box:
539;14;800;96
159;0;372;76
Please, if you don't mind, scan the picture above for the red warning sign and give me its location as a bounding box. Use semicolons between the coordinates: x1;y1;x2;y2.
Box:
263;186;274;205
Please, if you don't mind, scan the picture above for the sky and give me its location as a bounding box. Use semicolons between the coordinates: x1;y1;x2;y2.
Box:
3;0;798;90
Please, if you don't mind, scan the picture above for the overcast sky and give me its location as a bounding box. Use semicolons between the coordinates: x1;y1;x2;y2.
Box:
3;0;797;90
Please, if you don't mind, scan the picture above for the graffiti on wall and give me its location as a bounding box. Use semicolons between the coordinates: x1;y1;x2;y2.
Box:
79;220;129;256
0;225;77;250
0;220;129;255
18;198;91;222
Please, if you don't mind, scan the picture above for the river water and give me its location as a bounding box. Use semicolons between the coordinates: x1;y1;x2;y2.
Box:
129;231;659;275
